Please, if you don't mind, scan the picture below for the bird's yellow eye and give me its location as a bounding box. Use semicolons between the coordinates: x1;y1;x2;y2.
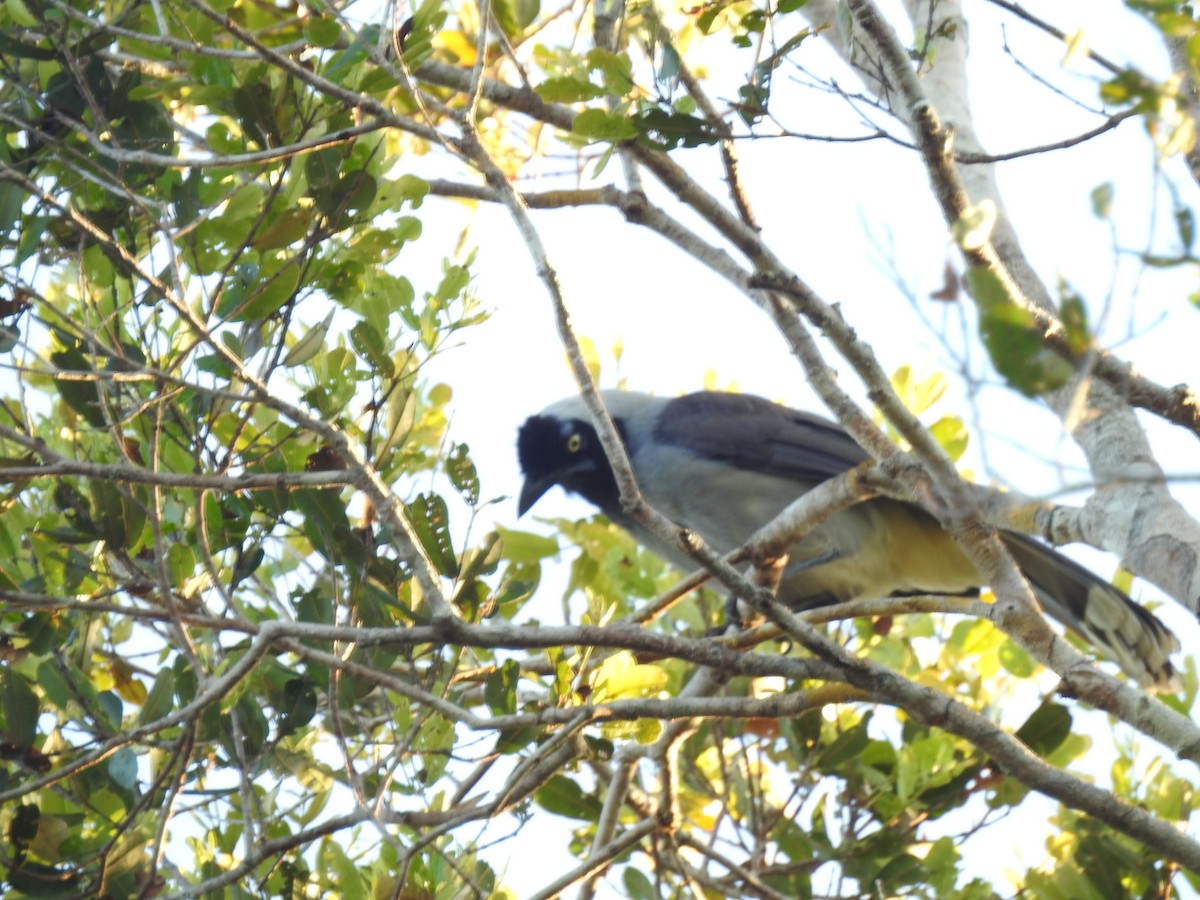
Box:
566;433;583;453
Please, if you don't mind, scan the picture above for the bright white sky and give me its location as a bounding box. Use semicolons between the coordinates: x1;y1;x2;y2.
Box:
392;0;1200;893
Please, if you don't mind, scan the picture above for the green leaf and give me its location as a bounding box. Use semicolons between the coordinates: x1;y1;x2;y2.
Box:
928;415;969;461
979;302;1074;396
456;533;503;592
0;27;56;58
969;267;1074;397
195;352;234;376
323;170;377;218
277;678;318;736
513;0;540;28
536;75;606;103
873;854;927;892
213;261;259;320
223;694;268;759
771;816;815;862
405;492;458;577
1099;68;1159;109
36;659;73;709
232;81;279;148
634;108;722;150
494;726;540;754
234;262;302;321
434;263;470;303
998;638;1036;677
572;108;638;143
951;618;1003;657
534;774;604;821
590;651;668;702
492;560;540;608
485;659;520;716
737;79;770;124
495;0;540;33
401;0;446;67
251;207;311;250
586;49;633;91
741;9;766;33
306;147;343;190
108;746;139;789
818;716;872;769
293;586;334;626
1046;730;1091;769
495;525;559;562
1091;181;1114;218
324;24;379;81
51;343;108;428
321;837;368;900
16;215;53;264
167;542;197;590
89;479;128;548
445;443;480;505
306;16;342;47
2;670;39;749
350;319;394;377
284;308;335;367
838;0;855;53
374;386;416;469
112;99;175;160
97;690;124;731
657;43;680;83
376;174;429;211
1015;702;1072;757
891;365;947;415
623;868;656;900
1059;289;1092;355
138;669;176;725
293;489;368;570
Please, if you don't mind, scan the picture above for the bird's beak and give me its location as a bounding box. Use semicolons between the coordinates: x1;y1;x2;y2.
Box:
518;476;555;517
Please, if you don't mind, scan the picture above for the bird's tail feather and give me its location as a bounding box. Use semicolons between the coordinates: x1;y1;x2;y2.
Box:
1001;532;1181;692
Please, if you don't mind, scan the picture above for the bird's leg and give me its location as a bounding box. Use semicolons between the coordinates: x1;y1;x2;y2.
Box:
710;549;845;635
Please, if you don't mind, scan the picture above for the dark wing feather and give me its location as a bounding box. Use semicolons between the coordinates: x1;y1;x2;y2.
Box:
654;391;868;484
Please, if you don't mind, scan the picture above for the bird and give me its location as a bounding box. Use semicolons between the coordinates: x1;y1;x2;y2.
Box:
516;389;1182;692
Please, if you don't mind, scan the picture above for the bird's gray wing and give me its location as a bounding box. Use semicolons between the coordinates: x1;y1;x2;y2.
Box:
653;391;869;484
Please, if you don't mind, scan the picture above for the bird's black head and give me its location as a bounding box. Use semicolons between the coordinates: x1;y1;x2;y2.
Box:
516;413;620;515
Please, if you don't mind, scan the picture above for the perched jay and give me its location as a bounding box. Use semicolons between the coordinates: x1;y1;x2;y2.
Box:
517;389;1181;691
